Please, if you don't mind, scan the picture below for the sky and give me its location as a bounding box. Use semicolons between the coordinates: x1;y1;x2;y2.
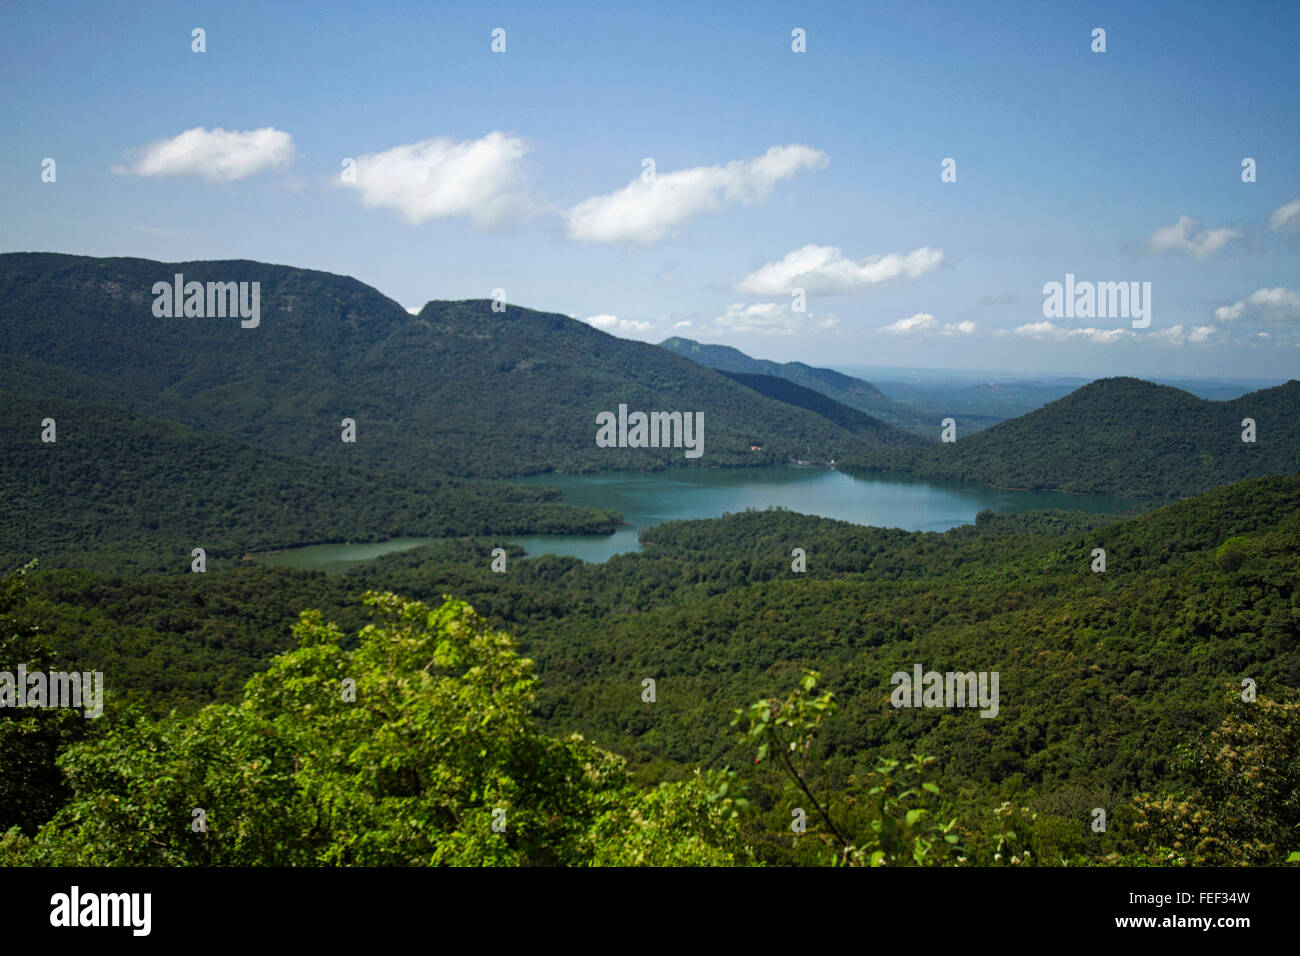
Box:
2;0;1298;379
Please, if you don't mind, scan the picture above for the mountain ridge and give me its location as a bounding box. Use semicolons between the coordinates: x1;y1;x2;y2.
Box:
846;375;1300;497
0;253;908;479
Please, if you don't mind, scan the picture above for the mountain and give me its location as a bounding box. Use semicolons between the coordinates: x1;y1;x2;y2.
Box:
659;336;933;432
845;377;1300;497
0;389;621;573
0;254;899;478
716;371;924;447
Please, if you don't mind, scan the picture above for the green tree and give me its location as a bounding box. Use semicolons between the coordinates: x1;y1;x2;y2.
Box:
9;592;750;866
1129;693;1300;865
733;671;959;866
0;561;86;835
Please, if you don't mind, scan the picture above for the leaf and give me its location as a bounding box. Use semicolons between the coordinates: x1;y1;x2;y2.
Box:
922;782;941;795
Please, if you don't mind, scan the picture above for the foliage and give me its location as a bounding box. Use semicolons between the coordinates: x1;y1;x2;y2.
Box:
1127;693;1300;865
733;671;959;866
6;592;748;866
0;561;89;834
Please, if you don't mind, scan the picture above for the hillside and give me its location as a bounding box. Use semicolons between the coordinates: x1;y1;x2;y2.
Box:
350;475;1300;793
0;389;621;573
11;475;1298;865
717;371;925;447
844;377;1300;497
660;336;934;431
0;253;895;478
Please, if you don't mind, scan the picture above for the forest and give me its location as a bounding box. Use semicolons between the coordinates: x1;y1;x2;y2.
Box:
2;253;1297;867
3;476;1297;865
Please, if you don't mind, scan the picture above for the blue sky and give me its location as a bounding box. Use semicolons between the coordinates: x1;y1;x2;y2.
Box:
2;0;1298;378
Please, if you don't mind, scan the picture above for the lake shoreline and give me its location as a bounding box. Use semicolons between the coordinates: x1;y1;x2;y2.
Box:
248;465;1138;571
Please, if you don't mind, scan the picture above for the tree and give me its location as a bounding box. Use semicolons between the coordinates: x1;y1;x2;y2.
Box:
0;561;85;835
7;591;750;866
1129;693;1300;865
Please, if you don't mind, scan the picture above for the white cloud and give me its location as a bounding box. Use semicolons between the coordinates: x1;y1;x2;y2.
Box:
880;312;936;334
1214;287;1300;323
1143;215;1241;259
113;126;296;182
340;132;537;227
737;244;943;296
1267;198;1300;233
1010;321;1132;344
1010;321;1056;338
878;313;975;336
710;302;839;336
1079;327;1132;344
1150;325;1187;345
582;314;651;334
1008;320;1218;346
674;320;692;328
565;145;828;245
405;306;422;315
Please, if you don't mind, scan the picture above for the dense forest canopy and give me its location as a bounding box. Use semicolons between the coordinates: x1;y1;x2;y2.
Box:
3;476;1298;865
2;254;1297;867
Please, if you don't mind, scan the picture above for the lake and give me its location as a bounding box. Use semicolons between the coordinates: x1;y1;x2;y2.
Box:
247;465;1140;571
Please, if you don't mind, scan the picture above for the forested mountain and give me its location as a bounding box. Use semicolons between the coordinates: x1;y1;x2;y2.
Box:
661;335;933;431
0;253;893;477
717;371;924;446
5;475;1297;865
4;252;1299;868
846;377;1300;497
0;389;620;572
8;255;1292;498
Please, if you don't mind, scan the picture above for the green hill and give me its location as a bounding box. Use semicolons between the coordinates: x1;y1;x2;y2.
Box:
0;253;897;478
0;389;620;573
660;335;932;432
717;371;925;447
845;376;1300;497
13;474;1297;866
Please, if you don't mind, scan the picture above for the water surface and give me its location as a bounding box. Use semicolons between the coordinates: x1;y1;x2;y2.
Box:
249;466;1138;569
502;466;1137;562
